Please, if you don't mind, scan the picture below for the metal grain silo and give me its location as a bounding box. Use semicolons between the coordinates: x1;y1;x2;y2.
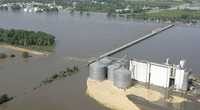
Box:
108;63;121;81
89;61;107;81
99;57;113;66
113;67;132;89
119;59;129;69
182;72;190;91
117;55;129;69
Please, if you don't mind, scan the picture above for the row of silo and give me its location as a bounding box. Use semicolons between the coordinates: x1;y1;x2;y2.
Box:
89;57;132;89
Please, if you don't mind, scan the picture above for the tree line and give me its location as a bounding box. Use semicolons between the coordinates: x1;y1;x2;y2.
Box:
0;28;55;47
133;10;200;23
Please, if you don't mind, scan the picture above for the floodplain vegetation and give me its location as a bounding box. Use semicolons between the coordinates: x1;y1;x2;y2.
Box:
0;28;55;52
0;65;80;105
1;0;200;23
0;52;31;59
33;65;80;90
0;94;13;105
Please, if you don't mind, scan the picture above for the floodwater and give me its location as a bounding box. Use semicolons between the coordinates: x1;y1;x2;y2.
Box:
113;25;200;74
0;10;164;110
0;10;200;110
111;23;200;110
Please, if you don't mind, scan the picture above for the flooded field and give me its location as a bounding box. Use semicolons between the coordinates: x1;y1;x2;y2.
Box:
0;10;199;110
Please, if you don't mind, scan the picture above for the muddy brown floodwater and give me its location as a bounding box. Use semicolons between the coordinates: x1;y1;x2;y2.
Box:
0;10;199;110
0;10;164;110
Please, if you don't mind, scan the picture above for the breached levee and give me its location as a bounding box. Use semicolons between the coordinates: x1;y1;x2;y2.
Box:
86;79;187;110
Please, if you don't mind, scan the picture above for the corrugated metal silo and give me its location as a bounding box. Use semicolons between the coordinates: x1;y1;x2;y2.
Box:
108;63;121;81
119;59;129;69
89;61;107;81
117;55;129;69
182;72;190;91
99;57;113;66
89;57;113;81
113;67;132;89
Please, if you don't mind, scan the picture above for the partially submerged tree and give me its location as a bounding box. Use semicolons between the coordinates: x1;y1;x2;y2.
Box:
0;94;13;105
0;53;7;59
22;52;29;58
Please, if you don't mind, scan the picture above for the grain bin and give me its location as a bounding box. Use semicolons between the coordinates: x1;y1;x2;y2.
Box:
117;56;129;69
99;57;113;66
113;67;132;89
108;63;121;81
182;72;190;91
119;59;129;69
89;61;107;81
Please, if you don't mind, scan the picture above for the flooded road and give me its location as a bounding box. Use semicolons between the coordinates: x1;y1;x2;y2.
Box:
0;11;164;110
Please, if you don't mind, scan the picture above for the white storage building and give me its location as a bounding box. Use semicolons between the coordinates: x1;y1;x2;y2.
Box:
129;59;189;91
